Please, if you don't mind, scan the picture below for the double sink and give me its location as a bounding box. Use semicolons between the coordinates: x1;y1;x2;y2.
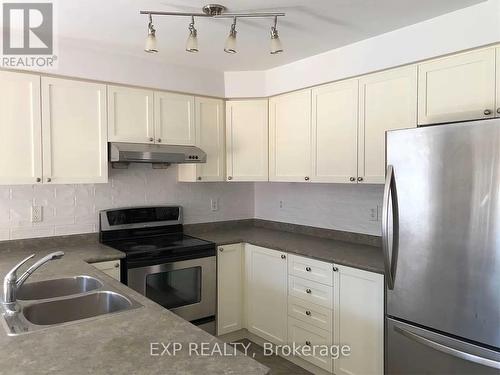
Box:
2;275;142;335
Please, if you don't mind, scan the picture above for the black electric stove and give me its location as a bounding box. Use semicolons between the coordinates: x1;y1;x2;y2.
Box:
98;206;217;334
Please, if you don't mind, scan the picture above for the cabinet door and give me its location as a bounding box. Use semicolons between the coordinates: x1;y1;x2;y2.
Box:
269;90;312;182
333;265;384;375
418;48;496;125
178;97;225;182
246;244;288;345
496;47;500;118
41;77;108;184
358;66;417;184
0;71;42;185
226;100;268;181
108;85;154;143
90;260;120;281
311;80;358;183
154;91;195;145
217;244;244;335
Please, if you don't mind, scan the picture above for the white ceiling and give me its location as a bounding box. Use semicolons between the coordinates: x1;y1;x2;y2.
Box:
54;0;484;72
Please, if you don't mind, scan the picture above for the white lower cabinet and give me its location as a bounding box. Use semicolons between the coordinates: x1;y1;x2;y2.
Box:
90;260;121;281
245;244;288;345
333;264;384;375
217;244;244;335
217;248;384;375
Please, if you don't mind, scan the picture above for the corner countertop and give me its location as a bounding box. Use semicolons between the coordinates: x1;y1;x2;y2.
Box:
185;221;384;274
0;238;268;375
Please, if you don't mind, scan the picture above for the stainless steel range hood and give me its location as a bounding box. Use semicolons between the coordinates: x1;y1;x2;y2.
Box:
109;142;206;168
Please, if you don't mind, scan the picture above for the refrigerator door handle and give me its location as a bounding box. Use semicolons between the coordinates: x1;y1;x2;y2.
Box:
382;164;399;289
394;326;500;369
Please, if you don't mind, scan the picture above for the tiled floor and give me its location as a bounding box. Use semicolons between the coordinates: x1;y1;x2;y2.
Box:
231;339;312;375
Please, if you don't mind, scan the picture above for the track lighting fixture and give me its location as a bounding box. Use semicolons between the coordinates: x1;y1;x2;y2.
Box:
270;16;283;54
186;16;198;53
224;17;237;54
144;14;158;53
140;4;285;55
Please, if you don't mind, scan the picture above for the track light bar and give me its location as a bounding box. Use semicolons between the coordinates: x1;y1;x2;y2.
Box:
139;11;285;19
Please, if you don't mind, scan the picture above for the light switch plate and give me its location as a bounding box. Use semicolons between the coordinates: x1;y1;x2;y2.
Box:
368;206;378;222
210;198;219;211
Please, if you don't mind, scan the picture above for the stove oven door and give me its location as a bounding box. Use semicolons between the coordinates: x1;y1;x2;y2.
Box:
127;256;216;323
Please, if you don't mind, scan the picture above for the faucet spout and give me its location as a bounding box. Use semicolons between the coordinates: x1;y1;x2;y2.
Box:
16;251;65;287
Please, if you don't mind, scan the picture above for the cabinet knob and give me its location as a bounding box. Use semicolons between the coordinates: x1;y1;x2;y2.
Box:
497;108;500;114
281;254;286;260
36;177;41;183
305;266;311;272
46;178;51;182
304;176;310;181
228;176;233;180
333;266;339;272
157;138;162;143
306;288;312;294
349;177;356;182
197;176;202;181
114;262;119;268
357;177;364;182
305;341;311;346
149;137;154;142
219;248;224;252
305;310;311;316
484;109;492;116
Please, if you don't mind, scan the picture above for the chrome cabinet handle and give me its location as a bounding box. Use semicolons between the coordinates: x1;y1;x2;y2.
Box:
114;262;119;268
157;138;162;143
304;176;310;181
332;266;339;272
349;177;356;182
497;108;500;114
46;178;51;182
357;177;364;182
219;248;224;252
305;341;311;346
394;326;500;370
305;288;312;294
382;165;399;290
281;254;286;259
305;266;311;272
305;310;311;316
149;137;154;142
484;109;492;116
197;176;202;181
36;177;41;183
228;176;233;180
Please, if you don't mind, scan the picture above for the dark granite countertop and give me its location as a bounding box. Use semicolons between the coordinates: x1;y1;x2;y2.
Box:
185;220;384;274
0;236;268;375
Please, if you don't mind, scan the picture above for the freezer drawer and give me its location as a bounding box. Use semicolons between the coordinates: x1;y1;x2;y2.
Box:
386;318;500;375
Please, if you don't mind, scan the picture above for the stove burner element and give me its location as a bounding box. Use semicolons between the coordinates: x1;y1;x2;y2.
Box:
129;245;159;252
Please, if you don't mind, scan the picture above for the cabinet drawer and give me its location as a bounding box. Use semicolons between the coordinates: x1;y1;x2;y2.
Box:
288;276;333;309
288;296;332;332
288;317;333;372
288;254;333;285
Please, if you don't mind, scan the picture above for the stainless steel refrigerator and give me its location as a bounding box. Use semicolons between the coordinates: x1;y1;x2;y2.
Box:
383;118;500;374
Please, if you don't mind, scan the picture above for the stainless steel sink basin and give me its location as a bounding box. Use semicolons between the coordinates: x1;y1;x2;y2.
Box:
22;291;134;326
17;276;102;300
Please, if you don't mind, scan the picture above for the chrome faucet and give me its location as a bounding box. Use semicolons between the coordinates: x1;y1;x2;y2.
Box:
2;251;64;314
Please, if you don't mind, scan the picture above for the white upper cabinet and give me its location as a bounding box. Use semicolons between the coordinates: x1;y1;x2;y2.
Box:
496;47;500;117
269;90;312;182
418;48;496;125
107;85;154;143
333;265;384;375
358;66;417;184
154;92;195;145
178;97;225;182
217;244;244;336
0;71;42;185
245;244;288;345
311;79;358;183
41;77;108;184
226;100;268;182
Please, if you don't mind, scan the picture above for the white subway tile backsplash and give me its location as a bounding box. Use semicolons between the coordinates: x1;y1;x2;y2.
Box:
0;164;254;240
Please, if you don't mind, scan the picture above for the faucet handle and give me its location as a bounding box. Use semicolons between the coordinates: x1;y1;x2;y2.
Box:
4;254;35;281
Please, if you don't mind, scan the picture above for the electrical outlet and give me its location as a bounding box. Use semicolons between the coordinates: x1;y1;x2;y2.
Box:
210;198;219;212
279;200;284;209
368;207;378;222
31;206;43;223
